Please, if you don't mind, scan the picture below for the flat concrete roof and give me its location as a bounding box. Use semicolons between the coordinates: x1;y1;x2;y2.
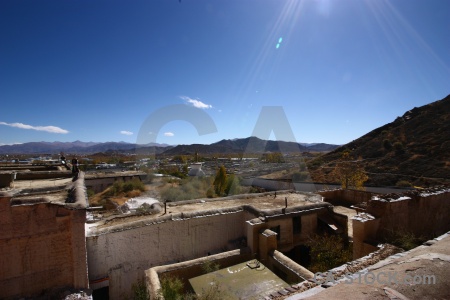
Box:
4;173;88;209
92;191;327;230
12;177;73;191
11;190;69;205
189;260;289;299
166;192;321;213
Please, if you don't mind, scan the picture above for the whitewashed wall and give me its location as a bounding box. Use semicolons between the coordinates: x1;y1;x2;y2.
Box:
87;211;247;299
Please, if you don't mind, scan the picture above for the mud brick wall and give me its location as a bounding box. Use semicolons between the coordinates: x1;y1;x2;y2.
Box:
86;210;247;300
0;194;88;299
367;192;450;240
319;189;374;206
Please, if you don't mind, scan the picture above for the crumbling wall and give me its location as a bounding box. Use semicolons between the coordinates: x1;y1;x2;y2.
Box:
0;172;13;188
352;188;450;258
0;193;88;299
15;170;72;180
367;190;450;240
319;189;374;206
85;174;144;193
86;210;247;300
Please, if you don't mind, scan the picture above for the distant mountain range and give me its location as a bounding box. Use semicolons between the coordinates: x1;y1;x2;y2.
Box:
0;141;172;155
308;94;450;187
162;137;338;155
0;138;339;155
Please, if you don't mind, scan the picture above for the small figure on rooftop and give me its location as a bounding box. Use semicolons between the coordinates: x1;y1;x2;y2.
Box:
71;157;79;174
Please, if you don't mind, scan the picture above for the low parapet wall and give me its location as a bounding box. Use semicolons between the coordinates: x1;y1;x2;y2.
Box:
85;173;146;193
270;250;314;284
15;170;72;180
319;189;375;206
146;248;253;299
0;172;14;188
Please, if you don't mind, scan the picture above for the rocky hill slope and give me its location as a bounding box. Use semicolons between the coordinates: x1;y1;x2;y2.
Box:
161;136;338;155
308;94;450;187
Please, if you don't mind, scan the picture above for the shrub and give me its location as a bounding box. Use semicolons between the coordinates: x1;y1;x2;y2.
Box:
108;178;146;196
206;187;215;198
136;203;152;215
385;230;426;251
299;162;307;172
160;177;213;202
202;261;220;274
107;181;122;196
393;141;404;154
123;181;135;193
225;175;241;195
396;180;412;187
383;139;392;150
308;158;323;169
132;279;149;300
307;233;352;273
158;276;184;300
86;189;95;198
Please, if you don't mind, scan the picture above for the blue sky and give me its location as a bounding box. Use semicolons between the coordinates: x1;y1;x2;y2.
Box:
1;0;449;146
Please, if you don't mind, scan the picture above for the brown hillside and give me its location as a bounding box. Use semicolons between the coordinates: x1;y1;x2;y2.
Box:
308;94;450;187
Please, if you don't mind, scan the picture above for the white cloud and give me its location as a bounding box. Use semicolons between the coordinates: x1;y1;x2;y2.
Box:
120;130;133;135
0;142;23;146
0;122;68;134
180;96;212;109
164;132;174;137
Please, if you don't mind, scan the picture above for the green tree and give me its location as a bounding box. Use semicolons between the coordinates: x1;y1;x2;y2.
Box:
331;151;368;190
225;174;240;195
213;165;227;196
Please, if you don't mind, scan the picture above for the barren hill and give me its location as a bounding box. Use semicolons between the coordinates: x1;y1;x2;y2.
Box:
161;136;338;155
308;94;450;187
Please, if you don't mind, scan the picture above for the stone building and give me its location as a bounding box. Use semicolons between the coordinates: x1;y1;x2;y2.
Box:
0;173;89;299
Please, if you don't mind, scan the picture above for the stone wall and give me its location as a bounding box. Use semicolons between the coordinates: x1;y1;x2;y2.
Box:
146;249;253;299
269;250;314;284
319;189;374;206
86;210;247;299
0;193;88;299
85;174;145;193
15;170;72;180
368;189;450;240
0;172;13;188
265;212;319;252
352;188;450;258
86;193;335;299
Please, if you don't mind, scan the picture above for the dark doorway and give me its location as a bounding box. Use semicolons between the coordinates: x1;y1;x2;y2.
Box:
92;286;109;300
284;244;311;268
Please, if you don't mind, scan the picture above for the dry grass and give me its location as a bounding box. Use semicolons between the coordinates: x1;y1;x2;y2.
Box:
88;183;144;207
